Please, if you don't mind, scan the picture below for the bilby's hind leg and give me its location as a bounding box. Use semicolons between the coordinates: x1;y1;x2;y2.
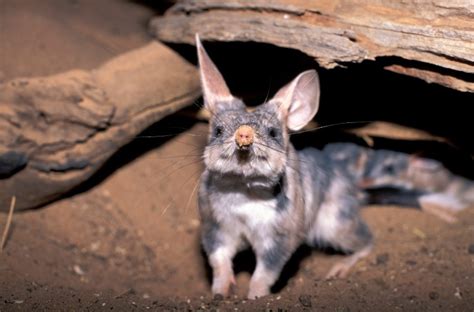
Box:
325;244;372;279
309;201;373;280
325;219;373;279
308;175;373;279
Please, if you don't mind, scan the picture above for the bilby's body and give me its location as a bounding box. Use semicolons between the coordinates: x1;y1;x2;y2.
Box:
196;36;372;299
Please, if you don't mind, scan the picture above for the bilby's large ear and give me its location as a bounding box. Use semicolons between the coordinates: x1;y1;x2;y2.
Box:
196;34;234;112
272;70;320;131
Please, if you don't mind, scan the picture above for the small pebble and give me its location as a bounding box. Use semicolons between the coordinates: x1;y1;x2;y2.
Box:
467;244;474;254
298;294;312;308
375;253;389;266
454;287;463;299
73;265;85;276
412;228;426;239
429;291;439;300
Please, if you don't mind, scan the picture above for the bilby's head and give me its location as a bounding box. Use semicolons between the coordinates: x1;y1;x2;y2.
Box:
360;150;444;190
196;35;320;183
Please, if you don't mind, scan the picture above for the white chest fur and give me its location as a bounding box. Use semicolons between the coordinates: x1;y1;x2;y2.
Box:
210;191;278;236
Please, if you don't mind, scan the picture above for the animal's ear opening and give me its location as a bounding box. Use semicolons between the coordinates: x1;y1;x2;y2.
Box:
272;69;320;131
196;34;234;113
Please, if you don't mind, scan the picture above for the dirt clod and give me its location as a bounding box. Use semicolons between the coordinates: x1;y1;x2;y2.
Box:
468;244;474;254
405;260;417;266
298;294;312;307
213;294;224;301
429;291;440;300
375;253;390;266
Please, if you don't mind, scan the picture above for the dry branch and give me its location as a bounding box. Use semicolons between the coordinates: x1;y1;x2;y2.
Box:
1;196;16;251
0;41;201;211
150;0;474;92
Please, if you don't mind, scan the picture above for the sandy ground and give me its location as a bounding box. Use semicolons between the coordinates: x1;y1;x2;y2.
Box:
1;0;473;311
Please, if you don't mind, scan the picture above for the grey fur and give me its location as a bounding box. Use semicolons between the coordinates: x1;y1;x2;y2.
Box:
196;36;371;299
324;142;474;215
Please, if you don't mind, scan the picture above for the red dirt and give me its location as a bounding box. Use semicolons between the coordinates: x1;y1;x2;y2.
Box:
1;1;473;311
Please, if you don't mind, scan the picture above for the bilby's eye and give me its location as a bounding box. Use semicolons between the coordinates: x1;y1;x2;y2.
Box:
268;127;279;139
384;164;395;175
213;126;223;137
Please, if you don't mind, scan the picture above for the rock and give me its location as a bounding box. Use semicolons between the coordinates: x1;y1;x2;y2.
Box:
429;291;439;300
298;294;312;308
375;253;389;266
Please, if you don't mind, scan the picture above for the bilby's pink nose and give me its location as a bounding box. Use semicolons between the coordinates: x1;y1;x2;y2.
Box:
235;125;254;148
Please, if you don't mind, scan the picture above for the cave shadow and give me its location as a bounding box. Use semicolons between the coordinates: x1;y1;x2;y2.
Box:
127;0;175;15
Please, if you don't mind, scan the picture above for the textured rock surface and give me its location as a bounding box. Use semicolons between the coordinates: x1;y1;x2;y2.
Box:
0;42;200;211
150;0;474;92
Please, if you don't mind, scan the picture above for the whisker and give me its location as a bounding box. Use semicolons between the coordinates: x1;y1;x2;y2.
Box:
290;120;373;135
154;154;203;160
160;165;204;217
253;141;286;155
253;141;312;166
161;202;172;216
128;151;204;215
184;170;203;214
163;158;204;177
262;77;273;104
135;133;204;139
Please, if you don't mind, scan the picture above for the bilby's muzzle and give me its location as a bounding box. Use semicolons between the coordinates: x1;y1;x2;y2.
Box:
235;125;254;149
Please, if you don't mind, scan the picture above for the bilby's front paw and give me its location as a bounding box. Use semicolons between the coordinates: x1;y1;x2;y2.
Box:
247;279;270;299
211;274;236;297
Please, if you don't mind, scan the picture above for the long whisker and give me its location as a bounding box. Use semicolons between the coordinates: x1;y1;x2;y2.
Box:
129;151;204;214
253;142;313;168
290;120;373;135
263;77;273;104
253;141;285;155
160;166;203;217
135;133;204;139
154;154;204;160
253;144;303;174
161;159;204;182
184;170;203;214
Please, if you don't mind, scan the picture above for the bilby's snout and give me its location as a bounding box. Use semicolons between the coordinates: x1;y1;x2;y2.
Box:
235;125;254;149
